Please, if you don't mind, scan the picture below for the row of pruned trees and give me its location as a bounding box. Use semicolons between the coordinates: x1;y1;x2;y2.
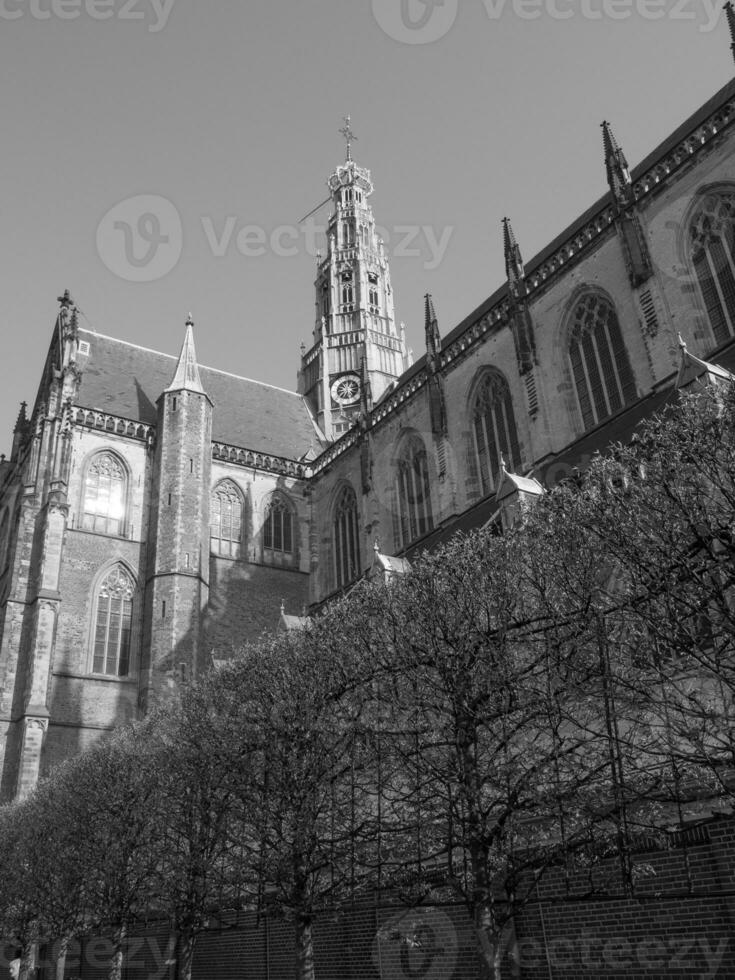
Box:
2;385;735;980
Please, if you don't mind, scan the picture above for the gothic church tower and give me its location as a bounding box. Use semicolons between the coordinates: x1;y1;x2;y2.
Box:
298;119;411;440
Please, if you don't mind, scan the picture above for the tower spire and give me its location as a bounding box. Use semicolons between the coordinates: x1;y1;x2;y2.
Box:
601;120;632;206
726;2;735;63
502;217;525;296
166;315;205;394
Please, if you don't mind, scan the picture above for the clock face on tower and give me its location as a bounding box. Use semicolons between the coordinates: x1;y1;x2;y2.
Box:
331;374;361;406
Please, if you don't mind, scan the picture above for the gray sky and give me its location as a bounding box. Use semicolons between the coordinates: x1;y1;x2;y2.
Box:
1;0;731;455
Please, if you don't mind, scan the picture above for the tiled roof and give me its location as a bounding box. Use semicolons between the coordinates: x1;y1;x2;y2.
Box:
75;329;323;460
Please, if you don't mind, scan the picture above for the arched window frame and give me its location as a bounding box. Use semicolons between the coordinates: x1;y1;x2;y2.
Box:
88;562;137;679
394;434;434;550
81;450;130;537
333;484;361;590
567;292;636;432
263;492;295;560
686;187;735;347
210;480;244;559
469;370;522;497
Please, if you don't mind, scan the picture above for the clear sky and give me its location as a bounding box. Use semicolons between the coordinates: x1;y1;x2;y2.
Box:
1;0;732;455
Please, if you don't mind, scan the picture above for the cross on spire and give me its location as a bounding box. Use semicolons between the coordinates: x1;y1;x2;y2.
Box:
339;115;358;161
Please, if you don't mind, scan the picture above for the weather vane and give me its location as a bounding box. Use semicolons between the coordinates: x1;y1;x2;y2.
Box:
339;115;357;161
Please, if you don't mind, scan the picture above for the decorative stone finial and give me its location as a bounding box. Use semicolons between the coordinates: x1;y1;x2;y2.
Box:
424;294;441;362
57;289;74;308
186;312;194;327
502;217;525;290
678;333;688;352
601;120;632;205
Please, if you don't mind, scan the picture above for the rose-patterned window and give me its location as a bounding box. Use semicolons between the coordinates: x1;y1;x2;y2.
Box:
92;565;134;677
82;452;126;536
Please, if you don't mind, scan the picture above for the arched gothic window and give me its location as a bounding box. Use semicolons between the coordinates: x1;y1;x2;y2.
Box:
92;565;134;677
82;452;126;536
264;495;294;556
472;373;521;496
342;284;354;307
210;481;243;558
569;294;636;431
334;485;361;589
689;191;735;346
395;436;434;548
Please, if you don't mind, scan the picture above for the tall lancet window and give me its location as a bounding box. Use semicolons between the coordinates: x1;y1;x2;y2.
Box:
210;481;243;558
92;565;134;677
569;294;636;431
472;372;521;496
689;191;735;346
334;485;361;589
395;436;434;548
264;495;294;556
83;452;126;536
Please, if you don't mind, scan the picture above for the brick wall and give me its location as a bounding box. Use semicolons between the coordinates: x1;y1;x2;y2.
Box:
40;817;735;980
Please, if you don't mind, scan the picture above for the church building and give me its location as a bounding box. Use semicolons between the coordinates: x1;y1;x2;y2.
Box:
3;17;735;801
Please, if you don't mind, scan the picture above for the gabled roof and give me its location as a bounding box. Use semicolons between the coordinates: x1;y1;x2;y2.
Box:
75;329;323;460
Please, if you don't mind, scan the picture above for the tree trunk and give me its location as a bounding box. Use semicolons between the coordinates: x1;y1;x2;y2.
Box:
176;930;197;980
475;917;506;980
107;923;127;980
295;914;316;980
55;937;69;980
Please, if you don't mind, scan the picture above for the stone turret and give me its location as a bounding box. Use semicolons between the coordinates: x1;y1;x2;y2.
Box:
141;316;213;708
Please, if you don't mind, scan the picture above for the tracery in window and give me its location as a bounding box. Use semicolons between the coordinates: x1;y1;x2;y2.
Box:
82;452;126;536
569;294;636;431
395;436;434;548
471;372;521;496
689;191;735;346
210;481;243;558
92;565;134;677
264;495;294;556
334;485;361;589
